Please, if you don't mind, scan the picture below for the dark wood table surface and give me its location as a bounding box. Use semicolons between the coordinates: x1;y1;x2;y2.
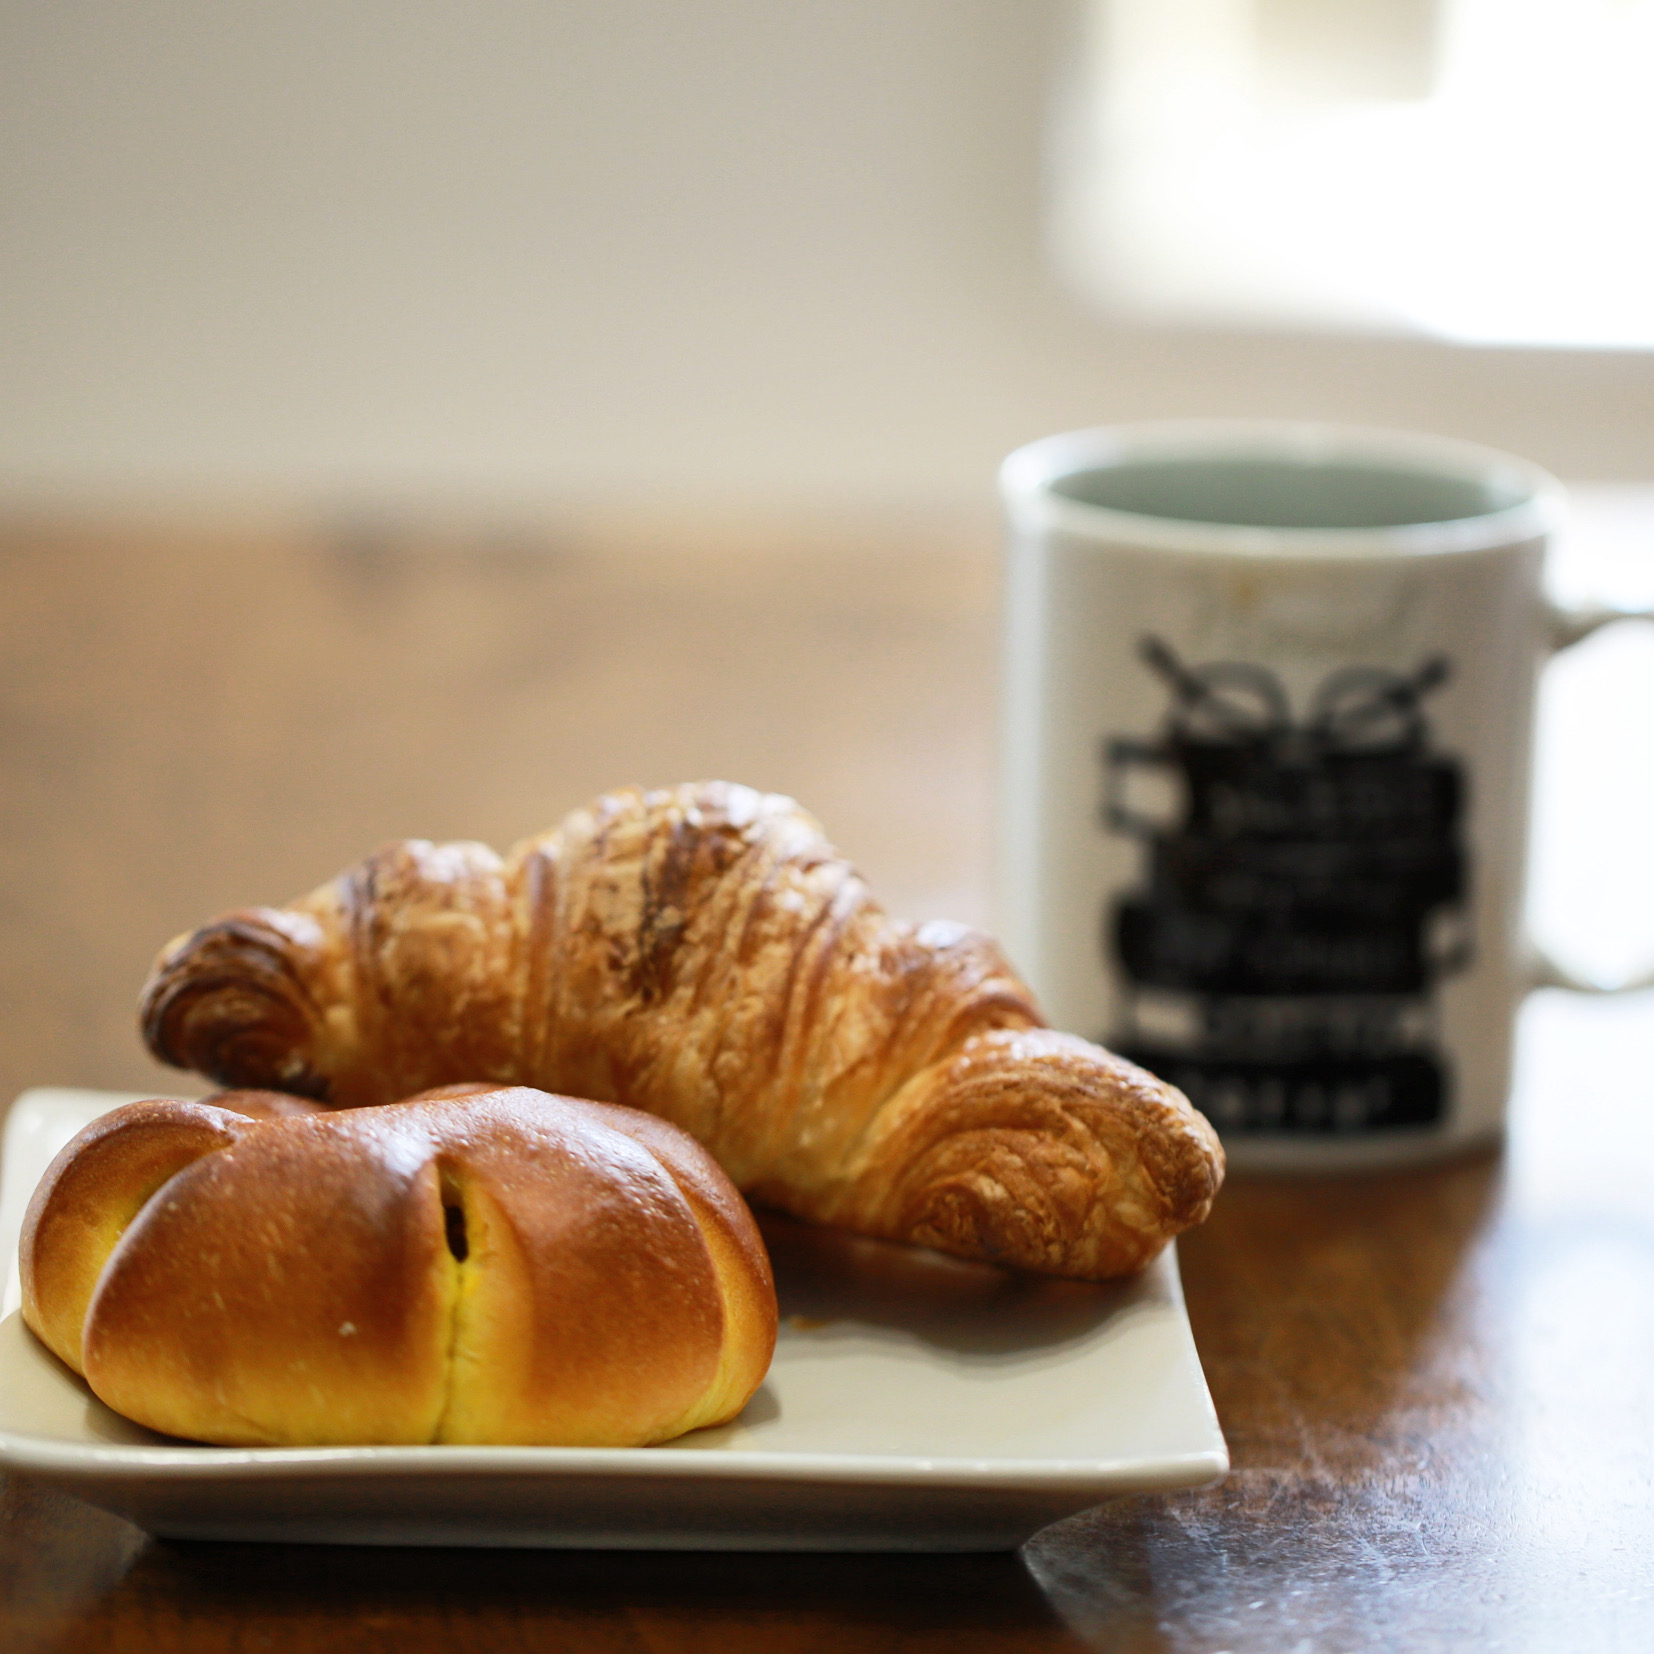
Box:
1;510;1650;1652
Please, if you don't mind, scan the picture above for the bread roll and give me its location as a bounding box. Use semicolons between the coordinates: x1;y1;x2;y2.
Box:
20;1086;777;1447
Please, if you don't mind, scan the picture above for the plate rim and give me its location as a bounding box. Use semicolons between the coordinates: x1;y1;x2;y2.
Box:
0;1426;1229;1492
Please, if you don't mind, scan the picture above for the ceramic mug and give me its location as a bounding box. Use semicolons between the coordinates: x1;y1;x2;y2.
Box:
998;421;1649;1172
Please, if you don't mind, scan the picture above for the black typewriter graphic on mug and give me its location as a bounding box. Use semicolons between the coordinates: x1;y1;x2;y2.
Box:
1104;638;1470;1135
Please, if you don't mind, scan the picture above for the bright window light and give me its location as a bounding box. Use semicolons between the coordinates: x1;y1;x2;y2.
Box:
1052;0;1654;348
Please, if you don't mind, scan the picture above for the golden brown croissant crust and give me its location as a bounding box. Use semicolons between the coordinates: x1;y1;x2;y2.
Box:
142;781;1223;1279
20;1086;776;1447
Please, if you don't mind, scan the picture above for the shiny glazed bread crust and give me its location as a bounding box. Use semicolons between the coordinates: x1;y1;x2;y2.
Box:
141;781;1224;1280
20;1087;778;1447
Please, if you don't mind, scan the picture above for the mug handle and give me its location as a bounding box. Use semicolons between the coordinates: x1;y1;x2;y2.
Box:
1528;599;1654;993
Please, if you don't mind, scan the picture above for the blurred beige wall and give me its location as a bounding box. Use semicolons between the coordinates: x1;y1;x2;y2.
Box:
2;1;1650;511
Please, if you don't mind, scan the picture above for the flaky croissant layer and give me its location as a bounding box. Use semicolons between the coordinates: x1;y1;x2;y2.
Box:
142;781;1223;1278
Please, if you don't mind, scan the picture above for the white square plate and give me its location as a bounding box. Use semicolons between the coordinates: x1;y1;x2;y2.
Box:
0;1087;1227;1550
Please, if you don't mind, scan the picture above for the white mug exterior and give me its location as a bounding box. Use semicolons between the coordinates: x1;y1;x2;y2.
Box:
999;423;1567;1172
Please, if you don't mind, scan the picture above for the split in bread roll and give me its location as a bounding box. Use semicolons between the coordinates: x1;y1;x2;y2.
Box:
141;781;1224;1281
20;1086;777;1447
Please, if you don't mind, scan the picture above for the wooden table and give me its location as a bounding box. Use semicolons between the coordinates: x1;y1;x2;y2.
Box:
1;509;1650;1652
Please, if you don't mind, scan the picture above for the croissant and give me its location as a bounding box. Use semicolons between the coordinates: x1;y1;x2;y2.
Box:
140;781;1223;1279
21;1086;776;1446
